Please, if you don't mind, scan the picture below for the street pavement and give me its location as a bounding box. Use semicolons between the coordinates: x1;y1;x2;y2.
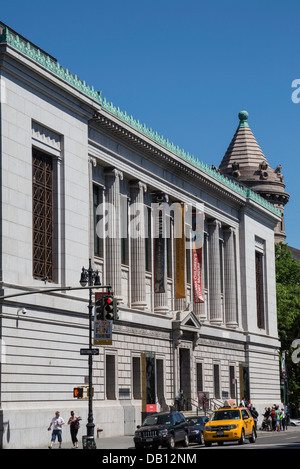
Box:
37;426;300;450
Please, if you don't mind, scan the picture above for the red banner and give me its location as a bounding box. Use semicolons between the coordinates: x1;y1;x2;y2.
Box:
193;246;204;303
192;210;204;303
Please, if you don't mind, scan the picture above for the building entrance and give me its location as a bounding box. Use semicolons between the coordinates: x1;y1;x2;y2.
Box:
179;348;191;410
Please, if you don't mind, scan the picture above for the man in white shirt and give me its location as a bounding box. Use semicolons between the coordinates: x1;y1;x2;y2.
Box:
48;411;65;448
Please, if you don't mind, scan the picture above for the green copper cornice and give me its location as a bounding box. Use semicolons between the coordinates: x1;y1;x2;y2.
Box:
0;23;281;218
0;26;102;103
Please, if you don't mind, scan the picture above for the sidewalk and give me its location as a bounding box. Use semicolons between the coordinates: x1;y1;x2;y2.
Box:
257;425;300;434
40;434;135;450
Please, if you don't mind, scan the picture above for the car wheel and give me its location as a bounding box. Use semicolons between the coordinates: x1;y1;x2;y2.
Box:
204;441;211;447
167;435;175;449
238;429;245;445
198;432;204;445
182;433;189;447
249;428;256;443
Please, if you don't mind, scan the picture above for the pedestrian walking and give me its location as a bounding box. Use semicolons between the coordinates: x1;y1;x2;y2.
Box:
251;407;259;430
271;407;277;431
48;411;65;448
275;406;281;432
68;411;82;448
281;408;286;431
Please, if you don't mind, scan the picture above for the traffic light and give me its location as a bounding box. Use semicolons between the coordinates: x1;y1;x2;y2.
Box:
94;293;119;321
73;387;83;399
103;295;114;320
87;387;94;397
113;297;119;320
95;297;104;321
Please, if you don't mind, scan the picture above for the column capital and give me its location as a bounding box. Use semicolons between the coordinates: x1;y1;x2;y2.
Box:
208;219;222;228
223;225;236;234
129;180;147;193
88;156;97;167
104;167;123;181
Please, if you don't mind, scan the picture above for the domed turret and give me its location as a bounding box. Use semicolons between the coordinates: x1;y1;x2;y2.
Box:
219;111;289;243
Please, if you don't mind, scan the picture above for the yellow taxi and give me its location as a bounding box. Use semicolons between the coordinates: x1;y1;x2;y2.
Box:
203;405;256;446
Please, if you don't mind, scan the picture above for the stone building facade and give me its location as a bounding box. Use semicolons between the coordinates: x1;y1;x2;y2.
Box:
0;22;282;448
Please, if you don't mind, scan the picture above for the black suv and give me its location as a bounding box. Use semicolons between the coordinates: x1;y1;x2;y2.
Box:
134;411;189;449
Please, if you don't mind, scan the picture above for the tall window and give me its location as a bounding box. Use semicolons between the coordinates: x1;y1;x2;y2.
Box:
185;224;191;284
120;195;129;265
156;359;164;406
32;149;54;281
106;354;116;400
93;184;103;258
229;365;236;399
132;357;141;399
256;251;265;328
145;206;152;272
196;362;203;392
166;215;173;278
219;239;224;294
213;364;220;399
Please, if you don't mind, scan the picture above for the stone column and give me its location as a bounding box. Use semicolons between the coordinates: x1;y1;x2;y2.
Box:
193;298;206;322
208;220;222;325
104;167;123;299
130;180;147;310
223;227;238;328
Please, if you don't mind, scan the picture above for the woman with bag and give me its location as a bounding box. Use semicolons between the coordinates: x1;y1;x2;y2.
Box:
68;411;82;448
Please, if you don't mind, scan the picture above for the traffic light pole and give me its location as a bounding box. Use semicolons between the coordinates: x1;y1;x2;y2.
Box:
84;281;94;439
80;258;101;445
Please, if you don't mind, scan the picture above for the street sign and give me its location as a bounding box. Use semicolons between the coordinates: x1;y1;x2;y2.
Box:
80;348;99;355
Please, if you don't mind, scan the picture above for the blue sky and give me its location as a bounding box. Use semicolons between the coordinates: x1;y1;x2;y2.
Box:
2;0;300;248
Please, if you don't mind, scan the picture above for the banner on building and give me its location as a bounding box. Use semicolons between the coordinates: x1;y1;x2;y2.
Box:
192;210;204;303
175;203;186;299
153;194;165;293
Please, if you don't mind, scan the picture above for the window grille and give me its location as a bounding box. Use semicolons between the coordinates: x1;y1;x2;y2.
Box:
32;149;54;281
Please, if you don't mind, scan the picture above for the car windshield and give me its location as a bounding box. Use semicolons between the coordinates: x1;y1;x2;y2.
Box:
187;417;204;426
211;409;240;421
142;414;172;426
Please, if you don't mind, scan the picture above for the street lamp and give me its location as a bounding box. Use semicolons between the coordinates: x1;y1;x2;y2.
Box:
79;258;101;444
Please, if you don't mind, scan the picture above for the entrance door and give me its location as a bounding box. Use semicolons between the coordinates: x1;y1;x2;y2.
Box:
179;348;191;410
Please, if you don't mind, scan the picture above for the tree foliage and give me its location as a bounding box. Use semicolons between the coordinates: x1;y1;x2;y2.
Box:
275;243;300;415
